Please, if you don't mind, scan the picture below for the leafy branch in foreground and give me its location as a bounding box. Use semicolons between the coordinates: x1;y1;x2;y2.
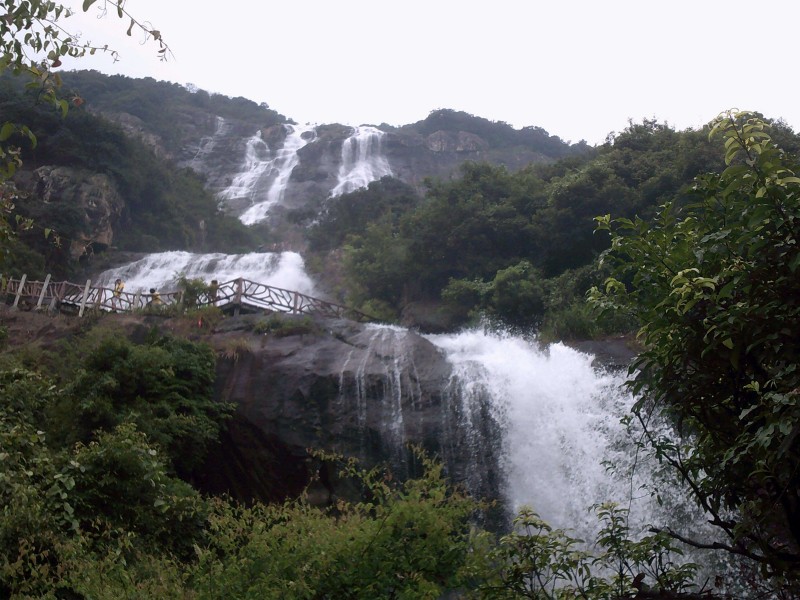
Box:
589;110;800;593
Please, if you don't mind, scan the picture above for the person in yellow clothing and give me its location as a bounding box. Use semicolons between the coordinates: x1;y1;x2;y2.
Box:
112;278;125;311
148;288;163;307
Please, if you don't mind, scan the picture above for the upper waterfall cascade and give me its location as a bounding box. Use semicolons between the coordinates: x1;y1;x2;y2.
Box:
218;124;317;226
217;124;393;226
332;126;393;196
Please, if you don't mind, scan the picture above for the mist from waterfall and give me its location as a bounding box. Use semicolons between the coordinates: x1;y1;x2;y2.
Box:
94;250;315;296
331;126;392;196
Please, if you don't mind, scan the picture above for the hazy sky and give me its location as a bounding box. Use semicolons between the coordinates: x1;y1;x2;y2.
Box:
59;0;800;145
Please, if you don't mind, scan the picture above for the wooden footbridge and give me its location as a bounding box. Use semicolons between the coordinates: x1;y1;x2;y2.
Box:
0;274;374;322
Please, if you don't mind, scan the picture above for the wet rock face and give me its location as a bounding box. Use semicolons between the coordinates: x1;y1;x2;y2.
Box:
206;316;503;505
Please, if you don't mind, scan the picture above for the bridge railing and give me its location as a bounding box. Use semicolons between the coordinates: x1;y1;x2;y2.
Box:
0;274;373;322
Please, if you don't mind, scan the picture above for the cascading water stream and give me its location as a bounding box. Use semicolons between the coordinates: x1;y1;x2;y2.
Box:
331;126;392;196
238;124;317;225
336;324;423;475
429;328;744;590
218;131;272;205
430;331;648;527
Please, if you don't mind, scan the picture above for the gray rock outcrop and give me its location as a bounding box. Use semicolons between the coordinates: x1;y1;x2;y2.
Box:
14;166;125;259
200;315;504;506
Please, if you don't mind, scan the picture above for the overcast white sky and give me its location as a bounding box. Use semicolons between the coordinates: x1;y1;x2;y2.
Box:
58;0;800;146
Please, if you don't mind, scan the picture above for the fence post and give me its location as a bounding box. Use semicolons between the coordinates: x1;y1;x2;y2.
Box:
36;274;51;310
94;284;104;310
78;280;91;317
133;290;141;312
12;274;27;308
234;278;242;316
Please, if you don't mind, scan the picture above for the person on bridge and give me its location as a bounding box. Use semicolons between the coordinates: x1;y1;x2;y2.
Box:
209;279;219;305
148;288;163;307
112;278;125;311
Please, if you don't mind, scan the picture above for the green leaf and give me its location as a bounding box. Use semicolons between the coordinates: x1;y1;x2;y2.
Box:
0;122;16;141
82;0;98;11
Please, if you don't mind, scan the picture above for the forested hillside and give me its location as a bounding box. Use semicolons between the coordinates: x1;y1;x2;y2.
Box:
310;117;800;335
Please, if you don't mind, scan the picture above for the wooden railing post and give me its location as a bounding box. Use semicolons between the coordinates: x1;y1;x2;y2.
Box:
234;278;242;316
78;280;91;317
36;274;51;310
12;274;27;309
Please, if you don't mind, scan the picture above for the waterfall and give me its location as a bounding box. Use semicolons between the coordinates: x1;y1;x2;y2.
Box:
95;249;704;542
93;247;742;588
428;328;739;586
218;131;272;205
187;116;230;171
94;250;315;296
238;124;317;225
331;126;392;196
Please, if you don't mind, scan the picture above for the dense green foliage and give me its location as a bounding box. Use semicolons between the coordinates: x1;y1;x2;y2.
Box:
590;112;800;591
0;333;217;596
0;0;170;259
307;118;761;334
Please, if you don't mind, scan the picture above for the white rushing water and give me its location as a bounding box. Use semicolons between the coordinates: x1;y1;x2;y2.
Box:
218;131;272;204
331;126;392;196
237;124;317;225
94;250;315;296
428;329;712;544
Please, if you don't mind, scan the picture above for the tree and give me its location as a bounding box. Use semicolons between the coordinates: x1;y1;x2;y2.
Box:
590;111;800;591
1;0;168;253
